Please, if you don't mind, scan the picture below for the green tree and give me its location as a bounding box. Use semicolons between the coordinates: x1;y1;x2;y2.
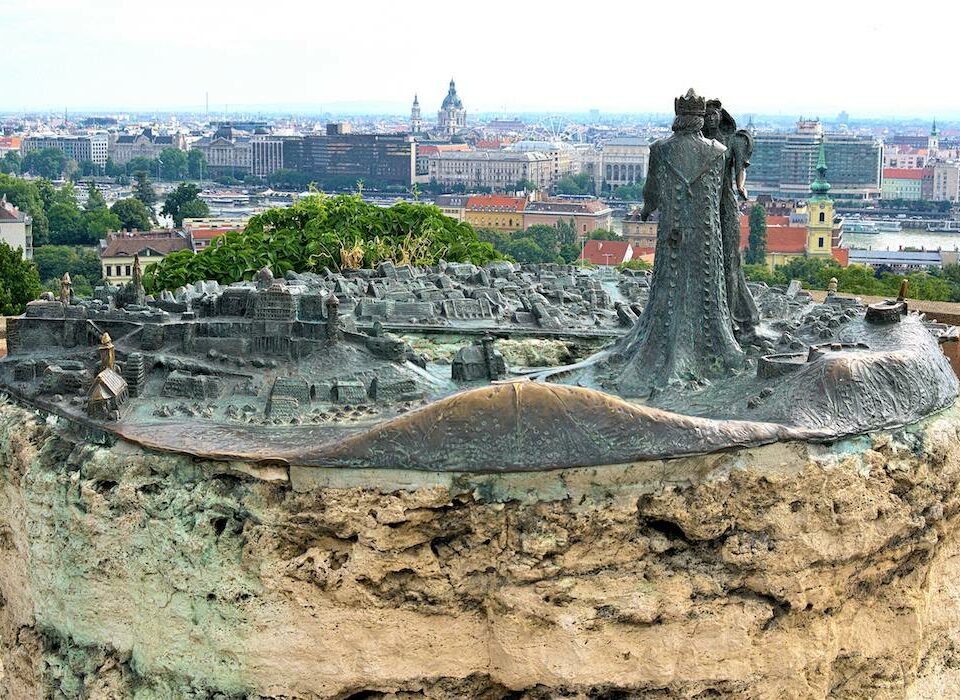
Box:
0;174;49;245
514;178;537;192
126;157;157;177
104;158;123;178
555;218;578;247
523;224;561;256
85;181;107;211
161;183;209;227
553;173;594;195
0;241;42;315
22;148;67;179
132;171;157;219
47;201;82;244
746;204;768;265
110;197;153;232
77;160;98;177
79;207;122;243
267;169;311;190
504;237;548;264
610;182;645;200
159;148;189;180
586;228;619;241
0;151;21;175
187;149;206;180
32;245;102;283
144;194;501;293
618;258;652;272
46;182;84;244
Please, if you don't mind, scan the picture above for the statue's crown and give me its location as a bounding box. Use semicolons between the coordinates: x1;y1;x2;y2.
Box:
675;88;705;116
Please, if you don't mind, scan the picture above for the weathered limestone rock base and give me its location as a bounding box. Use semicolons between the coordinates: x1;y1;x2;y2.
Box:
3;401;960;699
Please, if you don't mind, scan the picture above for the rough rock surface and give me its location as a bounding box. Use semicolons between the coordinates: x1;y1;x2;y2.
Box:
3;399;960;699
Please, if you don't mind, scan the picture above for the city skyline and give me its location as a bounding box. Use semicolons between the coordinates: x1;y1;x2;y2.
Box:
5;0;960;118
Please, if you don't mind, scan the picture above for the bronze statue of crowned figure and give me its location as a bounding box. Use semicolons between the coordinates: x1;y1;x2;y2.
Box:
611;88;756;396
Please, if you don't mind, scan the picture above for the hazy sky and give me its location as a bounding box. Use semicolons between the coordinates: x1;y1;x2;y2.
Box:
3;0;957;118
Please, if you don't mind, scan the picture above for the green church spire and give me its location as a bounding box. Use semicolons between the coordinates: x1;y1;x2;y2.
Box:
811;140;831;198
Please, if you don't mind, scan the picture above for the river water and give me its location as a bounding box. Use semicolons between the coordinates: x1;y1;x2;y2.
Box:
843;227;960;252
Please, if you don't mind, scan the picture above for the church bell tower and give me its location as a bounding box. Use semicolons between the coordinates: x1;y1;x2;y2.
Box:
806;140;834;258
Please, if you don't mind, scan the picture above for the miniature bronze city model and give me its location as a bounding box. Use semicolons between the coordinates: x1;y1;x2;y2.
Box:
2;90;957;472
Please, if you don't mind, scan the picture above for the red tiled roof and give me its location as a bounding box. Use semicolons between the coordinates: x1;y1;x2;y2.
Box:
101;234;190;258
738;220;807;254
466;195;527;211
579;239;633;266
525;199;610;215
832;248;849;266
883;168;926;180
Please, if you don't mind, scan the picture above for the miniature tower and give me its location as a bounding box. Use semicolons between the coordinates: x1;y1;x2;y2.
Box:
98;332;115;371
59;272;72;305
131;253;146;306
928;120;940;159
123;352;146;397
480;335;504;381
806;140;834;258
410;94;422;134
326;294;342;343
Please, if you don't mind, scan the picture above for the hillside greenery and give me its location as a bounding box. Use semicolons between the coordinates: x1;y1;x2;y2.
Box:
144;193;500;293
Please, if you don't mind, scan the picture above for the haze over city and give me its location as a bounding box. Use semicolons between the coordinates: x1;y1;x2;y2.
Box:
5;0;958;117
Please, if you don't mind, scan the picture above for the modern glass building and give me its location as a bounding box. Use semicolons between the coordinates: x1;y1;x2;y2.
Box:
749;120;882;199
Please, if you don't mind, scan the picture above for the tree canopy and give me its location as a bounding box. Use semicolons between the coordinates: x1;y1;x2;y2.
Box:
477;218;586;265
159;148;189;180
161;183;209;227
22;148;67;179
132;171;157;212
143;193;501;293
0;151;21;175
187;149;206;180
743;256;960;303
0;241;42;315
32;245;102;284
0;173;50;245
745;204;767;265
553;173;595;196
85;181;107;211
110;198;153;232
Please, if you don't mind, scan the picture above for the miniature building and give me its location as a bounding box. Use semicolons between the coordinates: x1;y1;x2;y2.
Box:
252;282;298;355
87;368;129;420
266;395;300;420
267;377;310;418
326;294;342;343
369;377;421;402
331;379;367;404
123;352;146;397
451;336;506;381
13;361;37;382
161;371;222;400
